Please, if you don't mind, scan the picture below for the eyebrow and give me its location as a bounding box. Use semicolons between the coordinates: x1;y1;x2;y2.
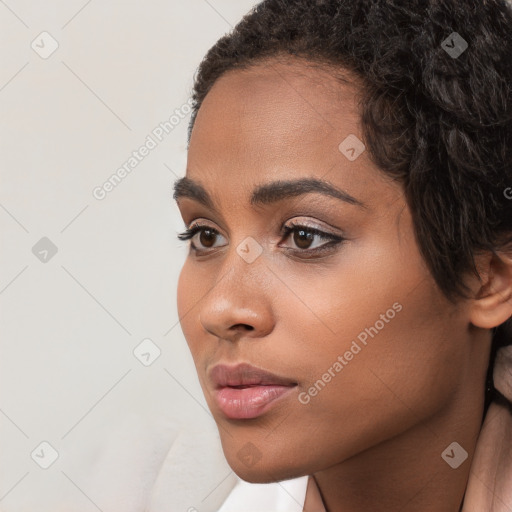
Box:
172;176;368;213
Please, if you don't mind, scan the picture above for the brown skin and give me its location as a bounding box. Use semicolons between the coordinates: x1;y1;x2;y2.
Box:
175;58;512;512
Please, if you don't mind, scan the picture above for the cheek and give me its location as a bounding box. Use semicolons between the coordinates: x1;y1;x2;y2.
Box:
176;256;189;312
245;261;462;474
338;300;456;433
175;223;464;479
176;261;204;355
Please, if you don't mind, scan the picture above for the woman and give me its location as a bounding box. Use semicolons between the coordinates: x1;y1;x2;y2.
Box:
173;0;512;510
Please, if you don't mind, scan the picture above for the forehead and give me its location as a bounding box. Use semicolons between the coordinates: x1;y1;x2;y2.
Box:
190;58;362;161
186;57;388;207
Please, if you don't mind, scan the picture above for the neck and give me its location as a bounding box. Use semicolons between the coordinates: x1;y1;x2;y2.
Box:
312;365;487;512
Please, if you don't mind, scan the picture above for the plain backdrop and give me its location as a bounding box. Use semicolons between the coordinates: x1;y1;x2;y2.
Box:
0;1;260;510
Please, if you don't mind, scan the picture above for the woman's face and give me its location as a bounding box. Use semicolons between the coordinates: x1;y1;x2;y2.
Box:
175;59;473;482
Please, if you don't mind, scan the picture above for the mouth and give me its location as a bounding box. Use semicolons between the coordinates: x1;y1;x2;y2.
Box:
209;363;298;420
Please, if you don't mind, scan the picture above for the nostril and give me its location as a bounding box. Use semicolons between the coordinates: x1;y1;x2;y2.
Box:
232;324;254;331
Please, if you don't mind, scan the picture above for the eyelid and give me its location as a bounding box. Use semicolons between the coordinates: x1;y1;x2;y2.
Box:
177;218;345;255
283;218;340;236
176;220;226;245
183;217;342;237
280;221;344;250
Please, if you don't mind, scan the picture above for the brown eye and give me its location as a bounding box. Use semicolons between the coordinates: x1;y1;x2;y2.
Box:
293;228;315;249
178;221;345;256
199;228;217;248
280;222;345;255
180;224;227;251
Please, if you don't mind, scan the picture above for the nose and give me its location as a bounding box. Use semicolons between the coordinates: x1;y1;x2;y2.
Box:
198;255;275;343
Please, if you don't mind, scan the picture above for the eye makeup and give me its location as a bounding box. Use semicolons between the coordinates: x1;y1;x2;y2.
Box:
177;219;346;257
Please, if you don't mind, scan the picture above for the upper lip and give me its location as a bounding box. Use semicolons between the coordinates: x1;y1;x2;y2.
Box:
209;362;298;389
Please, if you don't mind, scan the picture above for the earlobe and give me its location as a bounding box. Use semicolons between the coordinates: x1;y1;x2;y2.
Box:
469;250;512;329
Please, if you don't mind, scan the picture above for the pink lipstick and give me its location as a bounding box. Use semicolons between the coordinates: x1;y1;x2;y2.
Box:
209;362;298;419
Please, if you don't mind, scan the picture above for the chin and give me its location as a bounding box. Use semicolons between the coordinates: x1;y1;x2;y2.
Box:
222;443;311;484
229;461;306;484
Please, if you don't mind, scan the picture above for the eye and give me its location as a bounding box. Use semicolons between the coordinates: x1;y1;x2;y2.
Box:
176;220;345;256
176;221;226;250
279;221;345;254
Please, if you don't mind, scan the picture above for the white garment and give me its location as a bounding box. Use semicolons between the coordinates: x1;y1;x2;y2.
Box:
216;475;309;512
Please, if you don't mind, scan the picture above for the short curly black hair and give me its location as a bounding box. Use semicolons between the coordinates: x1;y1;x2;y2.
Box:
186;0;512;405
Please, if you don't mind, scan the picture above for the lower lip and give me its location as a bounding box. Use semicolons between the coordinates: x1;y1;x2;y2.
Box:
213;385;297;419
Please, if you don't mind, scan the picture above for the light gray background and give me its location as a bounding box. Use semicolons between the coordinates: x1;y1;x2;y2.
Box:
0;1;259;510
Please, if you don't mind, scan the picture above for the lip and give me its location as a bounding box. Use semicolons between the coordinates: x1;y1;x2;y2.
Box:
209;363;298;420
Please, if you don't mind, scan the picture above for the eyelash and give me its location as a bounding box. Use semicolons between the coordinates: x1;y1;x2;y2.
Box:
176;221;345;257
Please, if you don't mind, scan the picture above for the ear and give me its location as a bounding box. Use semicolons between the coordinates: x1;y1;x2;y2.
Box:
469;249;512;329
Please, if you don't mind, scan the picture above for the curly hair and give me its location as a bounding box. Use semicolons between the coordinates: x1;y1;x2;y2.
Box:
186;0;512;409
